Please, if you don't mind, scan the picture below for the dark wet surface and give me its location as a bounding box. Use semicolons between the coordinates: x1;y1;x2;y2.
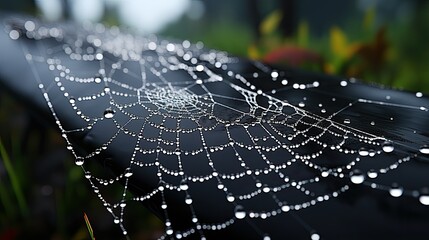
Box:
1;15;429;239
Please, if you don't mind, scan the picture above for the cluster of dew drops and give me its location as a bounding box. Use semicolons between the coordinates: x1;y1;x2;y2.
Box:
7;18;429;240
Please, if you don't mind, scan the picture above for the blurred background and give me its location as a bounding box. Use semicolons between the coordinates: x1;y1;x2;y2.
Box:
0;0;428;239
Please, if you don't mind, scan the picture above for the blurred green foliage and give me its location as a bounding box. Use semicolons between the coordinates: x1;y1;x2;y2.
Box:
163;18;254;57
245;5;429;93
162;2;428;94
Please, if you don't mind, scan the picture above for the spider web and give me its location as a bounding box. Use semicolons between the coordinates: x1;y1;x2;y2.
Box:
6;18;429;239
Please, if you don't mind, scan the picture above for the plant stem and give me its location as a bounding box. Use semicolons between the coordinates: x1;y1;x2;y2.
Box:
0;176;14;219
0;138;28;217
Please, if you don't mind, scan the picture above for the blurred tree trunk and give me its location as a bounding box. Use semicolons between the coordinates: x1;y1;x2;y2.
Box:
279;0;296;37
248;0;262;39
63;0;70;20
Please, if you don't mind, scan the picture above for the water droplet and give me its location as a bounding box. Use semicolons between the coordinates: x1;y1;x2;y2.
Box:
175;148;181;155
185;195;193;204
367;169;378;179
166;227;173;235
419;194;429;205
271;71;279;78
94;76;102;83
69;98;76;104
340;80;348;87
311;233;320;240
24;20;36;32
419;188;429;206
262;185;270;193
350;170;365;184
420;145;429;154
180;180;189;191
75;159;84;166
416;92;423;98
96;53;103;60
227;194;235;202
114;218;120;224
9;29;19;40
234;205;246;219
382;141;394;153
124;168;133;177
166;43;175;52
281;79;288;85
196;64;204;72
358;148;369;156
104;109;115;119
281;205;290;212
343;119;350;124
389;184;403;197
263;235;271;240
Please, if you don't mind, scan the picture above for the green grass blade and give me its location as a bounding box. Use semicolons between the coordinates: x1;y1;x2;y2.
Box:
0;138;28;216
0;176;14;218
84;212;95;240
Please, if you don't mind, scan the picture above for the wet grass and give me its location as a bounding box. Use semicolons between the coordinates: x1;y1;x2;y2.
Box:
0;92;163;239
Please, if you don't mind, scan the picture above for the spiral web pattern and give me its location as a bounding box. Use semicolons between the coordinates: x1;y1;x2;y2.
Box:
6;18;429;239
